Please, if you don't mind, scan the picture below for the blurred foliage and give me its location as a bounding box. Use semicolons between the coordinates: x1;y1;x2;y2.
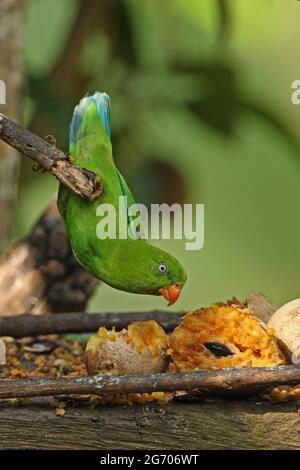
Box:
14;0;300;310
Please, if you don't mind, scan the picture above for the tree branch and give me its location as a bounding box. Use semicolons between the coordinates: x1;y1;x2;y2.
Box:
0;292;276;336
0;114;102;201
0;311;181;337
1;366;300;399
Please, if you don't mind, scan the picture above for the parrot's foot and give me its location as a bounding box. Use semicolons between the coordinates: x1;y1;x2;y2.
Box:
32;162;45;173
32;135;58;173
45;134;57;147
66;153;74;164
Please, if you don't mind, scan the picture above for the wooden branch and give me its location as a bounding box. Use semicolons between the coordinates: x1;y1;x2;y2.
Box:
1;365;300;399
0;291;276;337
0;114;102;201
246;291;277;323
0;311;181;337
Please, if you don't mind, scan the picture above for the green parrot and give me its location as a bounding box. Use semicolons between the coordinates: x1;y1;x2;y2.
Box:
57;92;187;305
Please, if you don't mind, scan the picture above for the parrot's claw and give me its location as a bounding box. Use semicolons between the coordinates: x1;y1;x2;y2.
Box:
32;162;45;174
45;134;57;147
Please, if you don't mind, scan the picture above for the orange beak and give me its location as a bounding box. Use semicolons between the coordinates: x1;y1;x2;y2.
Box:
159;284;182;306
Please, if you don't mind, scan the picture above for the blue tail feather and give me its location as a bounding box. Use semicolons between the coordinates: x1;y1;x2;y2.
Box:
69;92;111;144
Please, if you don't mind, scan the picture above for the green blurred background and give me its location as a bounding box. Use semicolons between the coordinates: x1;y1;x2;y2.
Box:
14;0;300;311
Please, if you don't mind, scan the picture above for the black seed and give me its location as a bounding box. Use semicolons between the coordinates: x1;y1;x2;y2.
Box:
203;342;234;357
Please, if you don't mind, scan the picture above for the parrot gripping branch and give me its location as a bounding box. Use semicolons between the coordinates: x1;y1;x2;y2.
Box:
0;113;103;201
0;366;300;399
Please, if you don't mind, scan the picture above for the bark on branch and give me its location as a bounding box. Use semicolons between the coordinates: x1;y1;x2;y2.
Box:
0;114;102;201
0;291;275;335
1;366;300;399
0;311;181;337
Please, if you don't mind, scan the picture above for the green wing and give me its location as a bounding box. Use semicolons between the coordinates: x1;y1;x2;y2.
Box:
57;183;70;222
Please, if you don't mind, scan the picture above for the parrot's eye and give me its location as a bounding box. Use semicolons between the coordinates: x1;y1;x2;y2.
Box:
158;263;168;274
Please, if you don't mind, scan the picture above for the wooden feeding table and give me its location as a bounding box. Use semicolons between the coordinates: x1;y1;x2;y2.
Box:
1;397;300;450
0;310;300;450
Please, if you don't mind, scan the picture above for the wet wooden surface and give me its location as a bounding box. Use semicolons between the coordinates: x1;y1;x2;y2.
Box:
0;398;300;450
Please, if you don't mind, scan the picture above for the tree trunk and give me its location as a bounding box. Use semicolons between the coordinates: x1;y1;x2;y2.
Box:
0;201;99;316
0;0;25;250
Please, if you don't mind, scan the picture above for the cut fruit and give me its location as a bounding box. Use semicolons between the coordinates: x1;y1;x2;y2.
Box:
168;303;286;371
85;320;169;376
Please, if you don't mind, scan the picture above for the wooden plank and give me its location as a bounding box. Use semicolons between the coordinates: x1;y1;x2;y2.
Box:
0;399;299;450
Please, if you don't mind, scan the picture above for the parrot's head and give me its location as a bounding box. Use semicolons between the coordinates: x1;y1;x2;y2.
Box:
153;249;187;306
110;241;187;306
156;253;187;305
